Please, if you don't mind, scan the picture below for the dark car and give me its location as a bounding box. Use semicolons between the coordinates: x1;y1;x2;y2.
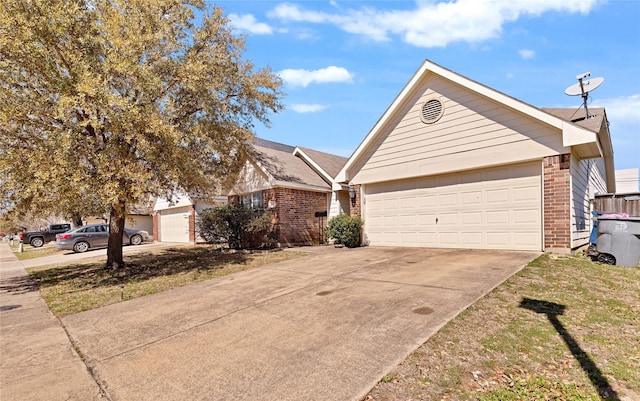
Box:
20;224;72;247
56;224;150;253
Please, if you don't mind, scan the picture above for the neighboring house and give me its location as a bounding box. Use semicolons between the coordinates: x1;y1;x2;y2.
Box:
614;168;639;193
83;206;154;237
593;168;640;216
336;59;616;253
229;138;348;246
153;196;227;243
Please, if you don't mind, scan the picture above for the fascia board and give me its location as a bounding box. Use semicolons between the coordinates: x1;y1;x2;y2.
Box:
562;122;599;148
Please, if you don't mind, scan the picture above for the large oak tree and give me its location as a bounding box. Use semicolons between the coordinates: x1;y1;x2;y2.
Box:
0;0;283;268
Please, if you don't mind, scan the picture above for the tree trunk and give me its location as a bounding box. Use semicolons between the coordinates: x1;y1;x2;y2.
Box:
71;214;84;228
107;200;126;269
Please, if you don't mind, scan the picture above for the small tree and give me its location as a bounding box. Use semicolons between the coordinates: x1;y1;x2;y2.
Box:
198;204;272;249
325;214;363;248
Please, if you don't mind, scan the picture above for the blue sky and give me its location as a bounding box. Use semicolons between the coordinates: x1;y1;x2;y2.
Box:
214;0;639;173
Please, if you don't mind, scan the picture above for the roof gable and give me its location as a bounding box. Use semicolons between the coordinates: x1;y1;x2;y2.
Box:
337;59;613;184
239;138;346;193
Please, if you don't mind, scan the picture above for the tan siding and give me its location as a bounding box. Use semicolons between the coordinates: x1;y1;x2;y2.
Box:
353;75;567;184
235;161;271;193
591;159;608;195
570;156;608;248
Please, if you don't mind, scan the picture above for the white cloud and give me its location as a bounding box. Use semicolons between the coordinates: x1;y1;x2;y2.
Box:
518;49;536;59
593;94;640;132
289;104;328;113
278;66;354;87
269;0;601;48
228;14;273;35
592;94;640;168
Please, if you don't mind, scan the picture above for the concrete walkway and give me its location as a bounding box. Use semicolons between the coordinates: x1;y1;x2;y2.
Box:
60;246;537;401
0;243;103;400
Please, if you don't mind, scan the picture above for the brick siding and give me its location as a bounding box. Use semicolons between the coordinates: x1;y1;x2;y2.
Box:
270;188;328;246
544;154;572;251
231;188;329;246
152;212;158;241
349;184;362;219
188;205;196;243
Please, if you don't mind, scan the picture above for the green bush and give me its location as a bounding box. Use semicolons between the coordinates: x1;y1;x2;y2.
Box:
197;204;272;249
325;214;363;248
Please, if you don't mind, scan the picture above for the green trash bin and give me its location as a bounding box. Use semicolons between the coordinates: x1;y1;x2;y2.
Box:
596;216;640;267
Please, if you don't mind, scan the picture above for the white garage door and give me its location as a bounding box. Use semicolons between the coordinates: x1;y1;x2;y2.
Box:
364;162;542;251
159;207;190;243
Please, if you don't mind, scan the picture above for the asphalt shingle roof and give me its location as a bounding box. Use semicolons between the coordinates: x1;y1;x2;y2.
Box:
541;107;606;133
252;138;347;190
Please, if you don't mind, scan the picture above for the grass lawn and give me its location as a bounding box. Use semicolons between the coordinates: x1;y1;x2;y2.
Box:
27;246;306;317
9;242;66;260
366;254;640;401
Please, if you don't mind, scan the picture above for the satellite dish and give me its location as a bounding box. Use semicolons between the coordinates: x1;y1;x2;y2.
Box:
565;77;604;96
564;72;604;119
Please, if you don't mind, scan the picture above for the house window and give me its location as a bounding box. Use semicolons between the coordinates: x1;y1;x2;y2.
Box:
240;191;263;209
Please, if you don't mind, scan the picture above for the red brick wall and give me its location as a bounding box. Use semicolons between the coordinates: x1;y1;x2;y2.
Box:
229;188;329;246
188;205;196;243
349;184;362;218
152;212;159;242
544;154;571;251
270;187;328;246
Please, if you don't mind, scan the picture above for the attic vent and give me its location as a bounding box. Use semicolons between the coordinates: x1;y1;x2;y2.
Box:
420;98;444;124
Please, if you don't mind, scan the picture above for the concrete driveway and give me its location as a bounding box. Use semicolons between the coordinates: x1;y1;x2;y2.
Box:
62;247;537;401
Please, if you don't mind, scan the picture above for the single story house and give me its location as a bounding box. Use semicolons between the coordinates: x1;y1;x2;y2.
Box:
153;138;348;245
229;138;348;246
85;203;155;238
153;196;227;243
335;59;616;253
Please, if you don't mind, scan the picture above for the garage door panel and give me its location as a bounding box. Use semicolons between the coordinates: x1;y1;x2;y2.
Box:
486;210;509;224
400;214;416;225
515;232;539;246
514;185;539;201
462;191;482;205
418;214;436;225
514;209;539;223
486;232;510;246
418;232;436;244
438;193;457;206
461;232;482;245
439;232;458;244
364;162;541;251
159;207;190;243
418;195;436;207
486;188;509;203
461;212;482;224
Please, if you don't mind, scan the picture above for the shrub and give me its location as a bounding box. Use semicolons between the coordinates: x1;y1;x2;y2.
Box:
325;214;363;248
197;204;272;249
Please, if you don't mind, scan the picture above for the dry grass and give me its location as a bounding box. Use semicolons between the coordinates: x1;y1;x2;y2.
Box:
366;254;640;401
27;246;306;317
9;242;66;260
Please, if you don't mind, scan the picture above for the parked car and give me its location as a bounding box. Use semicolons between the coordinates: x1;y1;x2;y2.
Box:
20;224;72;247
56;224;150;253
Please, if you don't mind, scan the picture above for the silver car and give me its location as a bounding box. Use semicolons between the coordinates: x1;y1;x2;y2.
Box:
56;224;150;253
